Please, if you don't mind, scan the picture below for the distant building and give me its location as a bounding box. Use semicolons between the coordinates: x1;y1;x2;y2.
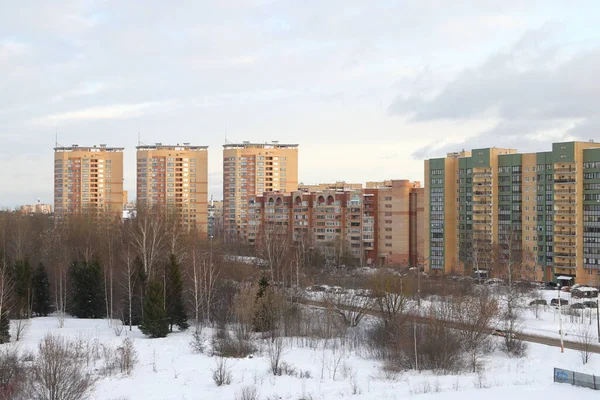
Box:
245;179;423;267
54;144;124;218
223;141;299;242
136;143;208;233
208;199;223;238
19;202;52;215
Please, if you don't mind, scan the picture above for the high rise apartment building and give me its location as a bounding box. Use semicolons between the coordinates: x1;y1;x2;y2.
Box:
223;141;299;241
136;144;208;232
424;141;600;286
245;180;423;266
54;145;124;218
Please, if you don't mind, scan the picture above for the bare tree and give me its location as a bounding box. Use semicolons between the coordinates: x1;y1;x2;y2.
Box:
188;242;220;330
453;289;498;372
324;290;374;328
494;229;529;357
577;322;595;364
256;224;290;285
119;245;137;331
128;208;165;280
28;334;98;400
266;336;286;375
369;270;412;329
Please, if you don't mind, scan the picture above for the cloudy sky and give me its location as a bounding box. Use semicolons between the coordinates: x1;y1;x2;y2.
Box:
1;1;599;206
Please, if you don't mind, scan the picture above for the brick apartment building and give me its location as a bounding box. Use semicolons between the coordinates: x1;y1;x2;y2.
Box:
245;180;424;267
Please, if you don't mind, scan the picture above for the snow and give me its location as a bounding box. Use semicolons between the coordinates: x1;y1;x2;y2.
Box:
3;315;600;400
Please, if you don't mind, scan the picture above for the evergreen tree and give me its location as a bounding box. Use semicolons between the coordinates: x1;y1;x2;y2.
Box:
0;311;10;344
165;254;188;332
253;276;275;332
32;262;51;316
13;259;32;318
139;280;169;338
69;260;106;319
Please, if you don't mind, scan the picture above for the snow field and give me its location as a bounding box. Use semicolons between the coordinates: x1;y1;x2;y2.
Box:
4;315;600;400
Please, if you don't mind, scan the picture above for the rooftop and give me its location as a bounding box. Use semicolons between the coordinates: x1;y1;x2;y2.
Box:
223;141;298;149
136;143;208;151
54;144;124;152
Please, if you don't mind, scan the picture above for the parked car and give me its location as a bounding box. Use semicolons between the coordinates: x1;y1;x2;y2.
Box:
583;301;598;308
529;299;547;306
542;281;559;290
550;298;569;306
571;286;599;299
561;286;571;293
571;303;586;310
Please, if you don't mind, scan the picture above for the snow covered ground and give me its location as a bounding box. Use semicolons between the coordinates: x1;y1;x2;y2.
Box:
4;315;600;400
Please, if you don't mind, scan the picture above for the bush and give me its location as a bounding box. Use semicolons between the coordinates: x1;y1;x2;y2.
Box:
236;385;259;400
28;334;98;400
212;357;232;386
190;331;205;354
211;329;256;358
0;347;27;400
117;337;138;375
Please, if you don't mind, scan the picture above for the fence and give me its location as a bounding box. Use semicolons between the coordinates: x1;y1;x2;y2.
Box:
554;367;599;390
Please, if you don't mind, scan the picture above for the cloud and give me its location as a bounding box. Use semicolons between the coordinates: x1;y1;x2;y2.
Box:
33;101;173;126
389;24;600;158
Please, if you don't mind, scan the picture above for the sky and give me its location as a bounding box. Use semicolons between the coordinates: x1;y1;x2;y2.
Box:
1;1;600;206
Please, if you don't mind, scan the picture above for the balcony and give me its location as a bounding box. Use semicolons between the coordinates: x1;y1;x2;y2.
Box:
474;181;492;186
554;199;576;205
473;190;492;196
554;189;576;195
473;200;492;206
554;220;576;226
555;241;576;248
473;219;492;225
554;179;576;184
555;252;576;259
473;172;492;178
554;168;576;174
554;209;576;216
554;230;576;236
554;261;576;269
473;210;492;215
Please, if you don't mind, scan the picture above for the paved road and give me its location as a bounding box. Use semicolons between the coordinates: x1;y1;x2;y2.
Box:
298;298;600;354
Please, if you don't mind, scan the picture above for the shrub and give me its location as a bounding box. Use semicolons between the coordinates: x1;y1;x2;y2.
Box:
28;334;98;400
212;357;232;386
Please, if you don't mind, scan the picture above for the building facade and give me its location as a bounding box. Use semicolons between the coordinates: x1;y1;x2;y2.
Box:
54;145;124;218
223;142;299;241
424;141;600;286
19;202;52;215
245;180;423;266
208;199;223;238
136;144;208;233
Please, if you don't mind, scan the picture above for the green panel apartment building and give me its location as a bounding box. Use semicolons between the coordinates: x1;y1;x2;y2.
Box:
424;141;600;287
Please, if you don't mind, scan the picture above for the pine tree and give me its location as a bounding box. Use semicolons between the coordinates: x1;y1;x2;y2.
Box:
0;311;10;344
13;259;33;318
253;276;274;332
165;254;189;332
139;280;169;338
32;262;51;316
69;260;106;319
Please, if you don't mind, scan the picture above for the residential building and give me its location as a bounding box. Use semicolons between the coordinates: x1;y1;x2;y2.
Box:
136;143;208;233
19;202;52;215
246;180;423;266
424;141;600;287
298;182;363;192
54;145;124;218
208;199;223;238
223;141;299;241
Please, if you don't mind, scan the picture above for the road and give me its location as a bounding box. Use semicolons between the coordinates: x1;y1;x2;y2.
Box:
297;298;600;354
